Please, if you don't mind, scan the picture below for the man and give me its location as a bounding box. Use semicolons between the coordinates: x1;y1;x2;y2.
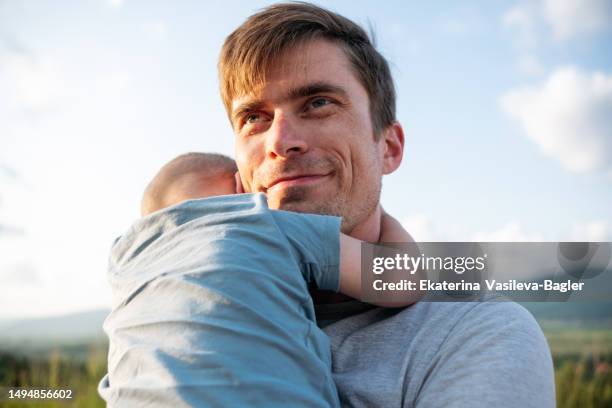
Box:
219;3;555;407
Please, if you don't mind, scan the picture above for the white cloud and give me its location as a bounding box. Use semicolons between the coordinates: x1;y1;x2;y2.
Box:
0;262;40;286
436;6;484;37
142;20;169;40
517;54;545;76
0;164;20;182
542;0;612;40
401;216;610;243
503;0;612;44
503;1;540;49
0;52;66;113
571;220;610;241
401;214;439;242
0;224;24;237
108;0;123;8
472;221;543;242
402;216;548;242
500;67;612;174
398;212;610;246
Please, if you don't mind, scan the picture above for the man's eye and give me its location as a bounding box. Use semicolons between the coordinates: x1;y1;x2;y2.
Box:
245;113;262;124
309;98;331;109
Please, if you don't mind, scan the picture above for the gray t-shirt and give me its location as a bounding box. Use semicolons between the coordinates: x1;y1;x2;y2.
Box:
316;299;556;407
99;193;341;407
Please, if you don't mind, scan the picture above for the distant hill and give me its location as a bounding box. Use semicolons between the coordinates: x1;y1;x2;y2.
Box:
512;267;612;324
523;302;612;324
0;291;610;353
0;309;109;347
0;318;15;327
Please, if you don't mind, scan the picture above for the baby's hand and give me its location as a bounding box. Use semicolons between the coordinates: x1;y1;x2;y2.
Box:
376;210;425;306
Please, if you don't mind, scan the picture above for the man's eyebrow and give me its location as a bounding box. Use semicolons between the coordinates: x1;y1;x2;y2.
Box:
231;82;348;123
286;82;349;100
231;101;265;123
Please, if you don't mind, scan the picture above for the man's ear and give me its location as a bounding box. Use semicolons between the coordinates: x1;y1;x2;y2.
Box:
234;171;245;194
381;122;405;175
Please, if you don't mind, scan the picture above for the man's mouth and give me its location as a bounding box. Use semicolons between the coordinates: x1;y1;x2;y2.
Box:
265;173;331;192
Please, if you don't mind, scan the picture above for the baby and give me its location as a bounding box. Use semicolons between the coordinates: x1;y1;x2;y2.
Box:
140;152;239;216
99;152;415;407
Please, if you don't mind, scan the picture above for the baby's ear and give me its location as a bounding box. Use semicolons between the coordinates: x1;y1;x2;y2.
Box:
234;171;245;194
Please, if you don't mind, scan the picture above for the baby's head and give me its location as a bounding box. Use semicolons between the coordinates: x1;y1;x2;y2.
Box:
141;152;238;216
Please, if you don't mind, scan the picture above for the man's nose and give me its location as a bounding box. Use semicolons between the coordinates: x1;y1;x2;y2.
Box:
265;111;308;159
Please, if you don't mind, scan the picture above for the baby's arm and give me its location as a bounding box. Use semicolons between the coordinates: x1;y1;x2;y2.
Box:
339;212;423;307
379;210;416;244
337;233;362;301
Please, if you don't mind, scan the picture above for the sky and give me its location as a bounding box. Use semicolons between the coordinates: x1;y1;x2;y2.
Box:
0;0;611;319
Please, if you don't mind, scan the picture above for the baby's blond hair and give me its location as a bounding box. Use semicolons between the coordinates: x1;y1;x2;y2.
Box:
141;152;237;216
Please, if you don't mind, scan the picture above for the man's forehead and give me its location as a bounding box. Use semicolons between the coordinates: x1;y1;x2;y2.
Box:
230;39;356;111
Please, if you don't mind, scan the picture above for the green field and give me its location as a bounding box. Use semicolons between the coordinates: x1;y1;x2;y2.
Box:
0;323;611;407
541;322;612;408
0;343;107;408
544;325;612;356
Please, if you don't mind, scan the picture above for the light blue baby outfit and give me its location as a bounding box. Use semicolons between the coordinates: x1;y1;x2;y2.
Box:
98;193;341;407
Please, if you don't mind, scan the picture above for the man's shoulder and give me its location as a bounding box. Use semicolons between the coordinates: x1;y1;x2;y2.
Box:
423;300;549;354
324;300;555;408
390;300;552;381
392;299;547;349
422;299;543;335
335;297;538;329
410;301;555;407
324;298;524;331
324;299;550;365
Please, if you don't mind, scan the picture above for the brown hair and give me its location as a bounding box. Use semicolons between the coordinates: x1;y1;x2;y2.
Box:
218;1;396;137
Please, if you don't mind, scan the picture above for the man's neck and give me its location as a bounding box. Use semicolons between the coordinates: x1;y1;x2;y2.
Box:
312;204;382;305
345;204;382;243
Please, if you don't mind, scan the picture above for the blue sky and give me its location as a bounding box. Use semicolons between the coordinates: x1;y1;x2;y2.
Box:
1;0;611;318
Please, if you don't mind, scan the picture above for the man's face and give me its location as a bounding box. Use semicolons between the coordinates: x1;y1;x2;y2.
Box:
231;39;385;232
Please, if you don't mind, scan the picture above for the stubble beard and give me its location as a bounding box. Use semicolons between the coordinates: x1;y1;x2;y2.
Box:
255;154;382;234
269;174;382;235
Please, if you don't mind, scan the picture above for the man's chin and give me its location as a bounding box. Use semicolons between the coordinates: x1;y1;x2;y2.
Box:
267;188;340;216
278;201;334;215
